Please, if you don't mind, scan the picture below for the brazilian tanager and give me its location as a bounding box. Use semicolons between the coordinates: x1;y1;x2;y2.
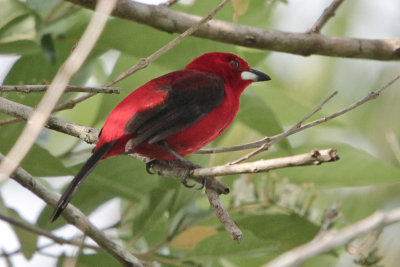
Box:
51;52;270;221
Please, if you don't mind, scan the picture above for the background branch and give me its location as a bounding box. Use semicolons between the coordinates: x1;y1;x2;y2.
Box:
199;74;400;157
264;207;400;267
307;0;345;33
0;213;100;251
0;85;120;94
0;153;144;267
66;0;400;60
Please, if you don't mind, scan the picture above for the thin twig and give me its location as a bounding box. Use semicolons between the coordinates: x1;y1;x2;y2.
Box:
199;74;400;162
163;0;178;7
0;0;117;183
307;0;345;33
0;85;120;94
0;97;99;144
227;91;338;165
263;207;400;267
0;153;144;267
0;213;100;251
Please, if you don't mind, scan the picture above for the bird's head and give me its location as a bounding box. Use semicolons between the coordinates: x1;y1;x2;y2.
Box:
185;52;271;95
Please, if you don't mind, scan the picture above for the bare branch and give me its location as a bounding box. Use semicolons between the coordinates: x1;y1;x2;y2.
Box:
206;188;243;242
0;85;120;94
228;91;338;164
307;0;345;33
66;0;400;61
199;75;400;159
193;149;339;177
0;97;99;144
0;213;100;251
0;153;144;267
0;0;118;183
162;0;178;7
263;207;400;267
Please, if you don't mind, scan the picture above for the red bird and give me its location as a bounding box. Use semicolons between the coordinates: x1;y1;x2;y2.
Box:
51;52;270;221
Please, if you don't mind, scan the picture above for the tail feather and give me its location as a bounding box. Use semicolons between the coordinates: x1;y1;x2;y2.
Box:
51;141;116;222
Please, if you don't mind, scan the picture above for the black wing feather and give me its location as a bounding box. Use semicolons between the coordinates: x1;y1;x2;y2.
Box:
124;72;225;151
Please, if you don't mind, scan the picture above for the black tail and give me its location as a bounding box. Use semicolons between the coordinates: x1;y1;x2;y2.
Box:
51;141;116;222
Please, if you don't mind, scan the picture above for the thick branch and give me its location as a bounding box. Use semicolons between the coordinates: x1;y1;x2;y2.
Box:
0;85;120;94
66;0;400;60
0;153;144;267
264;207;400;267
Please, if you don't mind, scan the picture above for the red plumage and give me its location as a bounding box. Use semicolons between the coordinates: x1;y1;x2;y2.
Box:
51;52;270;221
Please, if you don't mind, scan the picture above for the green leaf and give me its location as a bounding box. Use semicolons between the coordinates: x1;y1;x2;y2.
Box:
272;144;400;188
132;187;175;239
0;123;71;177
0;0;36;45
185;214;318;265
0;199;38;260
237;93;290;150
40;34;56;64
69;252;120;267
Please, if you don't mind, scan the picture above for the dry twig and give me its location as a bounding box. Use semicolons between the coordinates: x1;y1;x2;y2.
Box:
0;85;120;94
264;207;400;267
307;0;345;33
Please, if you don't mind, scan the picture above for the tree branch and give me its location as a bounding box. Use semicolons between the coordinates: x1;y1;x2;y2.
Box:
65;0;400;61
0;85;120;94
0;213;100;251
0;153;144;267
264;207;400;267
0;97;99;144
206;188;243;242
307;0;345;33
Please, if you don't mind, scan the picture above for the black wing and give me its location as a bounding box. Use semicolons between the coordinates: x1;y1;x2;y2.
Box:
124;71;225;150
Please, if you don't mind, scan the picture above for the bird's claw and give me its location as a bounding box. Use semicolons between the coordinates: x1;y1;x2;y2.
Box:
146;160;155;175
181;168;196;188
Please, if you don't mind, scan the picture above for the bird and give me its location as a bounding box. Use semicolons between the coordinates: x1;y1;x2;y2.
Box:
51;52;271;222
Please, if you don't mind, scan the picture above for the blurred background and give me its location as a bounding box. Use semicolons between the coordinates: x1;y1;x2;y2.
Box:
0;0;399;266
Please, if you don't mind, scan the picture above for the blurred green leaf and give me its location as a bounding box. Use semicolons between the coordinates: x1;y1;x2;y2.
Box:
0;123;71;177
272;144;400;188
75;252;120;267
132;187;175;239
0;199;37;260
237;93;290;150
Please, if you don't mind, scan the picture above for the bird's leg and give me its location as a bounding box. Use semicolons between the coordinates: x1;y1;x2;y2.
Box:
156;140;204;189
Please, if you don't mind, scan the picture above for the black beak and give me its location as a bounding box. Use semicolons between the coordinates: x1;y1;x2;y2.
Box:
241;68;271;82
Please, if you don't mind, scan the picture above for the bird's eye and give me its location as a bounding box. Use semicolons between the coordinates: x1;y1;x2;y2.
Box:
230;59;240;69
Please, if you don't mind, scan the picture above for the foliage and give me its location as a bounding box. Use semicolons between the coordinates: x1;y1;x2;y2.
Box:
0;0;399;266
